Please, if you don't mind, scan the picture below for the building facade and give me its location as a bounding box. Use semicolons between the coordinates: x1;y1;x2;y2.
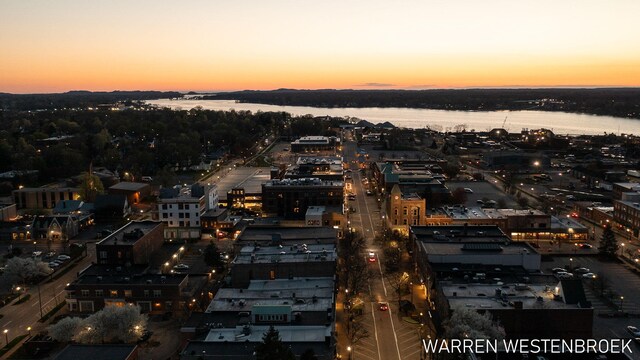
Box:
158;184;218;239
261;178;344;220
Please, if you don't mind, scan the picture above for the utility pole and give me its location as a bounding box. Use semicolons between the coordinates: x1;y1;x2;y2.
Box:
37;283;43;319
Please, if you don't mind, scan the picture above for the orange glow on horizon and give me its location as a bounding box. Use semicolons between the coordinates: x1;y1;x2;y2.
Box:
1;1;640;93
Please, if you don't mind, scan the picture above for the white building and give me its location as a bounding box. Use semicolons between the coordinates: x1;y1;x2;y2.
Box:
158;183;218;239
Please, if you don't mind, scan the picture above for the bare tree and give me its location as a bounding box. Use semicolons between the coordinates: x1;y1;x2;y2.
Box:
385;271;409;305
348;317;370;345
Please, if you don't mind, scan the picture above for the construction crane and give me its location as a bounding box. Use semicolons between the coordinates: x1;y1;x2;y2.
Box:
501;116;507;130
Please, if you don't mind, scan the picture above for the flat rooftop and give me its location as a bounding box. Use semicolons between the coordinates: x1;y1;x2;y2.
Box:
442;283;580;310
215;167;271;201
411;225;509;242
97;220;162;246
73;273;187;286
247;277;335;291
550;216;589;231
234;244;336;264
205;286;333;313
296;156;342;166
204;325;331;343
238;226;338;244
108;182;149;192
54;344;137;360
418;241;537;256
264;178;343;187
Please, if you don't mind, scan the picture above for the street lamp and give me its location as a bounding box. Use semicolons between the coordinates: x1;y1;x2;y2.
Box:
569;258;573;271
26;326;31;337
3;329;8;346
620;296;625;312
347;346;352;360
15;286;21;302
33;241;37;252
620;243;626;257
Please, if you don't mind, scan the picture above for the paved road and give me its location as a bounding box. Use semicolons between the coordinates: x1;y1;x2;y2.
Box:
0;243;96;356
342;134;422;360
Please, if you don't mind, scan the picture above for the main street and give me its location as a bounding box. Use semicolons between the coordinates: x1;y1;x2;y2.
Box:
342;133;422;360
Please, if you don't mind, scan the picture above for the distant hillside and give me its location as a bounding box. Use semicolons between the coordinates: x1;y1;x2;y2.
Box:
0;90;181;111
208;88;640;119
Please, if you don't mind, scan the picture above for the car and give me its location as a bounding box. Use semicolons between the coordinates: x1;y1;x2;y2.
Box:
368;252;376;262
582;273;596;279
464;188;474;193
551;268;566;273
365;190;373;196
378;302;389;311
476;199;484;205
627;326;640;337
579;243;593;249
57;255;71;261
574;267;590;274
44;251;56;259
556;272;573;279
137;330;153;343
349;207;356;213
173;263;190;270
32;251;43;258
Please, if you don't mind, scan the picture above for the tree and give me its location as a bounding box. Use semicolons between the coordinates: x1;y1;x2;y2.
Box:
77;305;147;344
385;271;409;305
3;257;52;286
517;196;529;209
347;317;370;345
496;198;507;208
78;171;105;202
598;225;618;258
48;317;83;342
204;241;224;269
451;187;468;204
254;326;295;360
443;306;505;340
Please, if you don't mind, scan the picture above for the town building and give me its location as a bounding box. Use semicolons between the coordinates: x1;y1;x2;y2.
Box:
386;185;428;233
107;182;152;206
284;156;344;181
31;215;80;241
94;194;130;220
613;200;640;237
157;184;218;239
305;206;345;237
54;344;139;360
290;136;339;153
234;225;338;253
96;221;164;266
12;187;80;210
230;244;336;287
0;202;17;221
370;160;448;199
261;178;343;220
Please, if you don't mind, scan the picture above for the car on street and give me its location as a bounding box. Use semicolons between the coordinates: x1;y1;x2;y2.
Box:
173;263;190;270
366;190;373;196
57;255;71;261
378;302;389;311
137;330;153;343
574;267;590;274
579;243;593;249
627;326;640;337
551;268;566;273
48;262;60;268
464;188;474;193
582;273;596;279
556;272;573;279
368;252;376;262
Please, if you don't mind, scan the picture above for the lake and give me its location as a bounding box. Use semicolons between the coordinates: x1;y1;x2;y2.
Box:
145;99;640;136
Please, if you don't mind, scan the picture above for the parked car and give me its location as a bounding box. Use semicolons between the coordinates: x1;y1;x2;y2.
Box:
173;264;190;270
137;330;153;343
551;268;566;273
574;267;590;274
582;273;596;279
627;326;640;337
44;251;56;259
48;262;60;268
579;243;593;249
32;251;43;258
464;188;474;193
57;255;71;261
556;272;573;279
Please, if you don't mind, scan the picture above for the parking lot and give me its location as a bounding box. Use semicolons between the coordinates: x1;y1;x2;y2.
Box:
447;181;519;208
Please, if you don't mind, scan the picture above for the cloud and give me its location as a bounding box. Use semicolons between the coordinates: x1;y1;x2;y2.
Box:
405;84;436;89
355;82;395;87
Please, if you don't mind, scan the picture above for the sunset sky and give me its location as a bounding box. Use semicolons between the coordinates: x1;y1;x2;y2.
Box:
1;0;640;93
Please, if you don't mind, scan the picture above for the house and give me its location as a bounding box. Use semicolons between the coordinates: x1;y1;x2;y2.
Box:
108;182;151;205
31;215;80;241
157;184;218;240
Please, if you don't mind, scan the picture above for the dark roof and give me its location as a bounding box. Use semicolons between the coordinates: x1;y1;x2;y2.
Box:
32;215;75;228
181;341;333;360
94;194;128;209
560;279;588;306
108;182;149;192
54;344;137;360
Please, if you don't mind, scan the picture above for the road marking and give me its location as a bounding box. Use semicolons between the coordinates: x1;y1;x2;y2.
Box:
370;303;382;360
2;321;12;327
387;306;402;360
377;259;387;297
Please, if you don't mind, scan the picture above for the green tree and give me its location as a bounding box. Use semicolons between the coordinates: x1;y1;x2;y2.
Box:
204;241;224;270
79;172;105;202
254;326;295;360
598;225;618;258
